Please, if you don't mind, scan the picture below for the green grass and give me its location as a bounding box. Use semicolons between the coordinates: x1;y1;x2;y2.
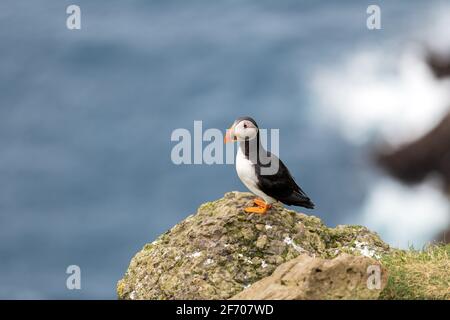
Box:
380;244;450;299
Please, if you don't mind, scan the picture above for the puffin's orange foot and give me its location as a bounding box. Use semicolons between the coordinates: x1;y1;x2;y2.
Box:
253;198;266;207
244;200;271;215
244;206;268;214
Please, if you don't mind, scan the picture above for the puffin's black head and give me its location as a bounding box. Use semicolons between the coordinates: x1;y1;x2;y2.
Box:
224;116;259;143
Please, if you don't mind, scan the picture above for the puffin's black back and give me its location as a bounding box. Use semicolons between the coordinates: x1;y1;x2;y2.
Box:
255;152;315;209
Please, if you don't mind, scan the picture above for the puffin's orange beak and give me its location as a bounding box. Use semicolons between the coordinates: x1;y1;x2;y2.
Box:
224;126;235;143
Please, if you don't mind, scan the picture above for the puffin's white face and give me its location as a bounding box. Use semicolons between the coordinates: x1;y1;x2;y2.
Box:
225;119;258;143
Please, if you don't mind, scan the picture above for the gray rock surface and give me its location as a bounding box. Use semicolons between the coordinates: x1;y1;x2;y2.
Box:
231;253;387;300
117;192;389;300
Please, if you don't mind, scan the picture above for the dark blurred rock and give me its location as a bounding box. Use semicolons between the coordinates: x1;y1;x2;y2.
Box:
426;53;450;78
377;111;450;190
377;53;450;243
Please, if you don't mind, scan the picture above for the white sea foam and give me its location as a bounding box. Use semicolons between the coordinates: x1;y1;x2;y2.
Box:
358;178;450;249
310;4;450;248
310;6;450;146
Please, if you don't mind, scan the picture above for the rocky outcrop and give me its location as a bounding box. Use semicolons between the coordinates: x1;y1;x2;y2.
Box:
117;192;389;300
231;253;387;300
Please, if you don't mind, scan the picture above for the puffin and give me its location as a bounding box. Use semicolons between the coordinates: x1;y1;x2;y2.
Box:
224;116;314;214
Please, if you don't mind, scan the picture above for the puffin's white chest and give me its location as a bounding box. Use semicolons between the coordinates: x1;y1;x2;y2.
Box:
235;147;276;203
236;149;258;189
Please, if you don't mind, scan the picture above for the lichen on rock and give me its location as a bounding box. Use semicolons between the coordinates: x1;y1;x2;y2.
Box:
117;192;389;300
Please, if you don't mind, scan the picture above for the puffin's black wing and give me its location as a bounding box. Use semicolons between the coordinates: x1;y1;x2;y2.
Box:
256;153;314;209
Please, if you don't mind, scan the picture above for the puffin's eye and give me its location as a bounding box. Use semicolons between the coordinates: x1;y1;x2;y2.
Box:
243;123;247;129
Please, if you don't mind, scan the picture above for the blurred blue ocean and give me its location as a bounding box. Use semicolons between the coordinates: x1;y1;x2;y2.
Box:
0;0;444;298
